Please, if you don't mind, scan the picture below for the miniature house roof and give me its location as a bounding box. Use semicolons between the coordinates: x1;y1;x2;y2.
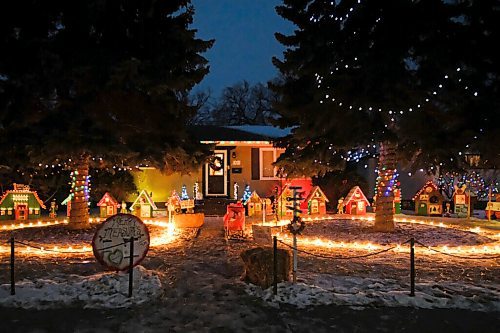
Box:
97;192;118;207
249;191;261;202
0;185;46;209
344;186;370;206
61;194;73;205
413;181;440;200
305;186;329;203
130;190;158;210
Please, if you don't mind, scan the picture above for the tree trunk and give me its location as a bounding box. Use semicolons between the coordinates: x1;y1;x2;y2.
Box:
69;154;90;229
374;141;398;232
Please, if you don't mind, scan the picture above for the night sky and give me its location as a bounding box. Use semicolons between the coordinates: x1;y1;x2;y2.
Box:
191;0;294;96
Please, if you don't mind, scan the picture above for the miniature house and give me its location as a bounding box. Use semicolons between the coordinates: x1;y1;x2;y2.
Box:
247;191;262;216
305;186;329;215
61;194;72;217
0;183;46;221
97;192;119;218
276;184;296;218
130;190;158;218
344;186;370;215
414;181;443;216
452;185;470;218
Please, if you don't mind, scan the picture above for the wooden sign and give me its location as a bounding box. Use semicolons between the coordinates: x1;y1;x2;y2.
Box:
92;214;150;271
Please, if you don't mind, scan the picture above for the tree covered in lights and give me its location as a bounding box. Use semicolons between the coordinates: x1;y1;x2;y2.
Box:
272;0;500;231
241;185;252;204
0;0;213;228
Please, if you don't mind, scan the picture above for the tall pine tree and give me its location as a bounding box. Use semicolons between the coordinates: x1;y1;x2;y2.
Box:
0;0;213;228
272;0;499;231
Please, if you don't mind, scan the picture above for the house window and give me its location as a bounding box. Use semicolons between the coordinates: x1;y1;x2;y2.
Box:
260;148;278;180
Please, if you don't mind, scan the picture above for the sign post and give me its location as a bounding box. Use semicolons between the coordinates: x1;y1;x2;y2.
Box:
286;186;305;284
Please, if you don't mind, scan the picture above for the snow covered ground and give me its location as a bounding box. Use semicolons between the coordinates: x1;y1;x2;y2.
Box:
247;276;500;312
0;265;161;309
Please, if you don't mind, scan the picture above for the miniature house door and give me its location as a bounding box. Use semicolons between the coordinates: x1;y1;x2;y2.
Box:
15;204;28;220
205;150;228;197
107;205;115;216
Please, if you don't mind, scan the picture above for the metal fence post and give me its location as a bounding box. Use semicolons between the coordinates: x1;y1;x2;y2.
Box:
10;237;15;295
410;238;415;297
128;237;134;298
273;236;277;295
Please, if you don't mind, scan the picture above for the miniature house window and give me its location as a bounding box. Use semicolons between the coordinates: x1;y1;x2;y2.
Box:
430;196;439;203
1;210;4;216
8;209;12;215
34;209;39;214
259;148;279;180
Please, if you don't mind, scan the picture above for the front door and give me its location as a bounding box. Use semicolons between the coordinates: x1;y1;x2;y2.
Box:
15;204;28;220
418;203;427;215
205;150;228;197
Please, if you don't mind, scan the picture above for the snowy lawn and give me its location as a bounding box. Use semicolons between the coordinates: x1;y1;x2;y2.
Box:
0;265;162;309
246;275;500;312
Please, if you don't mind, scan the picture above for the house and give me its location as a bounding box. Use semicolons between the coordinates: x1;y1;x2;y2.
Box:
247;191;262;217
276;181;313;217
414;181;443;216
305;186;329;215
344;186;370;215
128;126;312;214
61;194;72;217
0;183;46;221
129;190;158;218
97;192;119;218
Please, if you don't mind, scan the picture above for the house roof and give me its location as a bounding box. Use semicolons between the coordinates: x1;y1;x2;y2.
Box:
0;189;46;209
130;190;158;210
189;125;292;142
97;192;118;207
344;186;370;206
305;186;329;203
413;181;440;199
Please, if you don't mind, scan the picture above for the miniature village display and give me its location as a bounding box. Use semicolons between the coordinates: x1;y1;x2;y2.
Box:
343;186;370;215
97;192;119;218
0;184;46;221
414;181;443;216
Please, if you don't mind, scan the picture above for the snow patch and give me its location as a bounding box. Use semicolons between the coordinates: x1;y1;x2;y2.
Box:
246;275;500;312
0;265;162;309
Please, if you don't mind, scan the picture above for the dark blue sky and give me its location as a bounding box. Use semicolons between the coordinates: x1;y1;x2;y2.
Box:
191;0;293;97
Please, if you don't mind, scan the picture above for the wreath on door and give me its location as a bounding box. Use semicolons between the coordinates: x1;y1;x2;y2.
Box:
209;155;224;172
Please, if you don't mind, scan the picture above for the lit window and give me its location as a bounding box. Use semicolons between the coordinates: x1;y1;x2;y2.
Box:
259;148;281;180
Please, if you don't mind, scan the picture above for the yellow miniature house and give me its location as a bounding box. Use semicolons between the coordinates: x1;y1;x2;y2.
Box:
247;191;262;216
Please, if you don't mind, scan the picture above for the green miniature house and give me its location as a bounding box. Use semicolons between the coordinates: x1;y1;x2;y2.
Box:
0;183;46;221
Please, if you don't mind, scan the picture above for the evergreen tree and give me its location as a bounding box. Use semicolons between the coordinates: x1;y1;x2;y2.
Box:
273;0;499;231
0;0;213;227
181;184;189;200
241;185;251;204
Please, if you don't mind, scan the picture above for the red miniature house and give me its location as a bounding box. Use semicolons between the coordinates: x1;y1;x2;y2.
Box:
97;192;119;218
224;202;245;237
306;186;329;215
344;186;370;215
414;181;443;216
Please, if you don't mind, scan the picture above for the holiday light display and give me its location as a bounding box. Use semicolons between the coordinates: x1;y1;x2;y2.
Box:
241;185;251;204
181;185;189;200
233;182;239;201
